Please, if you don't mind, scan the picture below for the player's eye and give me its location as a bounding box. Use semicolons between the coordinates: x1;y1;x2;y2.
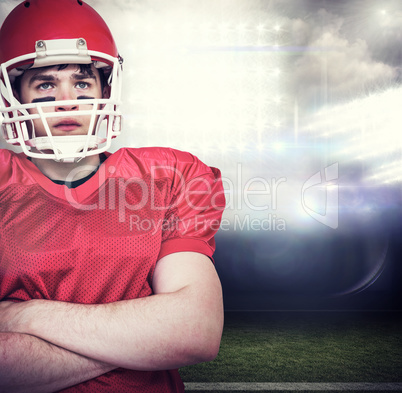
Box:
76;82;90;89
38;83;53;91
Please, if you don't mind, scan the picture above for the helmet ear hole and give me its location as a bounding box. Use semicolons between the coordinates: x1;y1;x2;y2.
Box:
24;2;30;8
77;0;83;5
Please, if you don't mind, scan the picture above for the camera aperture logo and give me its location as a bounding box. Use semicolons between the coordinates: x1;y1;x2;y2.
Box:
301;163;339;229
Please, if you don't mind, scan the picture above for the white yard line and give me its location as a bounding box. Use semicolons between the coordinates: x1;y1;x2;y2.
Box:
184;382;402;391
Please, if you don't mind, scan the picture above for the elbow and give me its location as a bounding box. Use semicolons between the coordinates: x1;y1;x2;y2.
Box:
185;322;223;364
176;282;224;365
198;338;221;362
185;339;221;365
190;298;224;363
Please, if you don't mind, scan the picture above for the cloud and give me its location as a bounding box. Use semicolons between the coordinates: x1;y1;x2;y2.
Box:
287;9;397;109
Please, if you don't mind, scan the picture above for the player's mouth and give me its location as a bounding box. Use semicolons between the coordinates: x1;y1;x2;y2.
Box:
53;119;82;132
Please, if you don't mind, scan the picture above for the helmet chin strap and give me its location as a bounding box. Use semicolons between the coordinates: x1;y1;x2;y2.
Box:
27;135;106;163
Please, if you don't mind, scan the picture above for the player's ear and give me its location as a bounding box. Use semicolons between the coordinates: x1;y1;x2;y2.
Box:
12;86;21;102
102;85;110;99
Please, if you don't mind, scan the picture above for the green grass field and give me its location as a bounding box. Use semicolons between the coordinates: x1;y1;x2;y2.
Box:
180;311;402;392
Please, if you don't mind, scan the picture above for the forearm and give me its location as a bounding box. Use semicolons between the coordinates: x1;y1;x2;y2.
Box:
0;332;115;393
13;287;223;371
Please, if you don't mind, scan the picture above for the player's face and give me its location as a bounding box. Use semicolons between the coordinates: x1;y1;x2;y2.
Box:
18;64;104;138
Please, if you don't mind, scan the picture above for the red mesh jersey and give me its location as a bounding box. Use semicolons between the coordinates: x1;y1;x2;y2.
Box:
0;147;225;392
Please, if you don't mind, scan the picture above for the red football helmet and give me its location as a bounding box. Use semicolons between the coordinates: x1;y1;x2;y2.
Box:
0;0;123;162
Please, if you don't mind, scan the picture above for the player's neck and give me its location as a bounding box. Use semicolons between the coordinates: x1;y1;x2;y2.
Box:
31;154;101;182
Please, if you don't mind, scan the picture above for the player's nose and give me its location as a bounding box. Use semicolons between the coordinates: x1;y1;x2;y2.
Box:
55;86;78;111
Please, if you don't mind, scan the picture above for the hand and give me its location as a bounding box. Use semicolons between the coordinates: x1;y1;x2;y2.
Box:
0;300;26;333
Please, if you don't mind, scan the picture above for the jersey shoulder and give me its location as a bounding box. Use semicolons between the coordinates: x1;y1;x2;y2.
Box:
0;149;32;189
111;147;215;181
115;146;201;166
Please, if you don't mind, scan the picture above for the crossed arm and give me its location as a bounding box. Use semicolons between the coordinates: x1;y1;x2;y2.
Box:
0;252;224;392
0;333;115;393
